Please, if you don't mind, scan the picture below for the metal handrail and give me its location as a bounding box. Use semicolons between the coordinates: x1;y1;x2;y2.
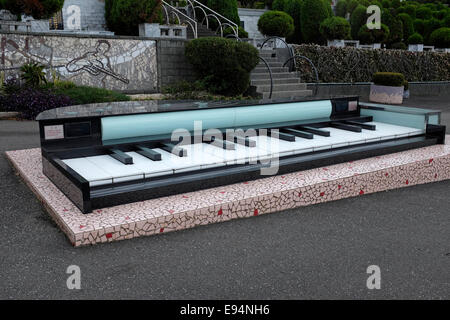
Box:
162;1;198;38
258;56;273;100
187;0;238;38
283;55;319;96
260;36;295;72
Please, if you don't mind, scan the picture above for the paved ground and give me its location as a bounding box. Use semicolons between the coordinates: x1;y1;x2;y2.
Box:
0;96;449;299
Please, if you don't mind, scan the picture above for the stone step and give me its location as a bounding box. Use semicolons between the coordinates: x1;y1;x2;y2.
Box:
263;90;312;99
256;83;307;93
251;72;298;80
251;78;301;86
257;61;283;68
252;66;289;73
259;51;277;58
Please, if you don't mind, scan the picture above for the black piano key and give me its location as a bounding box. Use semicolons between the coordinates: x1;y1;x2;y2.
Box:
330;122;362;133
268;130;296;142
297;126;331;137
227;135;256;147
109;148;133;165
210;138;236;150
161;143;187;157
136;146;162;161
282;128;314;139
344;120;376;131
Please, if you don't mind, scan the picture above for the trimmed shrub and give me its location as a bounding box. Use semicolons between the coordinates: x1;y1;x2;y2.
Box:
223;26;249;38
407;32;424;44
397;13;414;41
424;18;442;43
185;37;259;95
413;19;425;36
335;0;348;17
320;16;351;40
347;0;359;14
387;18;403;44
390;41;407;50
350;5;368;40
416;6;432;20
444;15;450;28
285;0;303;44
201;0;240;25
430;27;450;48
358;24;390;44
372;72;405;87
292;44;450;83
106;0;163;36
300;0;331;44
272;0;287;11
257;10;294;38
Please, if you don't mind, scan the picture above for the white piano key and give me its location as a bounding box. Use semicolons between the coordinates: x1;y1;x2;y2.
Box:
368;122;425;138
62;157;113;187
85;155;145;183
125;152;173;178
202;141;272;165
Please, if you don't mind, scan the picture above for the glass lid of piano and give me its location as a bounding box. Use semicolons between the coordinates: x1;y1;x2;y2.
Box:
36;96;445;214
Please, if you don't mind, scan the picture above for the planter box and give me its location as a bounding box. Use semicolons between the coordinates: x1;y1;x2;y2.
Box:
408;44;424;52
369;84;404;104
139;23;187;39
327;39;345;47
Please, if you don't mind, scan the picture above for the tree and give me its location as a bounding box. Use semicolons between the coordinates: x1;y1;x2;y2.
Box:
335;0;348;18
350;5;367;40
320;16;351;40
284;0;303;43
300;0;331;44
0;0;64;20
397;13;414;41
358;23;390;44
202;0;240;25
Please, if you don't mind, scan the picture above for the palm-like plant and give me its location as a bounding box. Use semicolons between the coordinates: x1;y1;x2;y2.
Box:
20;62;47;87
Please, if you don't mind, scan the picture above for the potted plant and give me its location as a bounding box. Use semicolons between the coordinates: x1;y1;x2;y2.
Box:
407;33;424;52
369;72;405;104
320;16;351;48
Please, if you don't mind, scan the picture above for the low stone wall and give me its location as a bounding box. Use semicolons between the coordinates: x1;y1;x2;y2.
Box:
0;31;158;92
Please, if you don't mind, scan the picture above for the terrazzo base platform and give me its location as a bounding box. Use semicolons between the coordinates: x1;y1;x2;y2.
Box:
6;137;450;247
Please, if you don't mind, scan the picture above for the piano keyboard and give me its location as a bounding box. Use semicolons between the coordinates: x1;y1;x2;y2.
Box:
62;122;425;187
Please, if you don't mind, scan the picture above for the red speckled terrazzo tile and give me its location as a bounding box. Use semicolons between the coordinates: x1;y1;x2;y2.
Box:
5;135;450;247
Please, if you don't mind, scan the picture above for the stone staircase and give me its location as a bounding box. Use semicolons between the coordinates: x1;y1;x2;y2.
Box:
252;49;312;99
187;23;217;39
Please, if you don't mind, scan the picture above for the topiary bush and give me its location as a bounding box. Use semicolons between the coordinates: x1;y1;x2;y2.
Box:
105;0;163;36
335;0;348;18
407;32;424;44
223;26;248;39
201;0;240;25
424;18;443;44
416;6;432;20
413;18;425;36
284;0;303;44
185;37;259;96
350;5;368;40
300;0;331;44
257;10;294;38
390;41;407;50
397;13;414;42
372;72;405;87
358;24;390;44
272;0;287;11
319;16;351;40
430;27;450;48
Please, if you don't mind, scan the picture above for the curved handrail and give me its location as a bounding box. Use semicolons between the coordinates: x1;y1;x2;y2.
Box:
162;1;198;38
283;55;319;96
190;0;238;37
260;36;295;72
258;56;273;100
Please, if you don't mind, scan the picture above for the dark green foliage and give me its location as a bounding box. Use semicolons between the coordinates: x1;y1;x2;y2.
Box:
223;26;249;39
320;16;351;40
391;0;401;9
350;5;368;40
272;0;287;11
424;18;442;43
373;72;405;87
347;0;360;14
416;6;432;20
0;0;64;19
49;85;130;105
381;0;391;9
257;10;294;37
397;13;414;41
407;32;424;44
433;9;448;20
335;0;348;17
444;15;450;28
201;0;240;24
388;18;403;43
413;18;425;36
20;63;47;87
430;27;450;48
284;0;303;44
106;0;163;36
403;5;417;19
300;0;331;44
390;41;407;49
293;44;450;83
185;37;259;96
358;24;390;44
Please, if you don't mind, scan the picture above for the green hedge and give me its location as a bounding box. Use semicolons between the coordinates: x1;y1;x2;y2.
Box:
258;10;294;37
430;27;450;48
407;32;424;44
293;44;450;83
185;37;259;96
372;72;405;87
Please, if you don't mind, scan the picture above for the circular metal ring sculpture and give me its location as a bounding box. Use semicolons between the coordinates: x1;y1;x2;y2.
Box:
260;36;295;72
283;55;320;96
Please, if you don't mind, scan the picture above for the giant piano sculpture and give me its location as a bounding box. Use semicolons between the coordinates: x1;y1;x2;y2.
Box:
36;97;445;214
